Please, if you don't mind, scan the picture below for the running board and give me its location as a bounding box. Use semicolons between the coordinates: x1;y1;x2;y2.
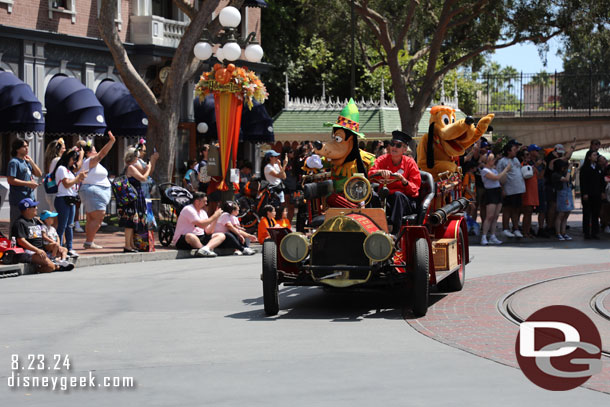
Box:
434;264;460;284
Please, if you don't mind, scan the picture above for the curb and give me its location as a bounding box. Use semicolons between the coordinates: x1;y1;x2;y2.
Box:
1;250;192;276
1;243;263;277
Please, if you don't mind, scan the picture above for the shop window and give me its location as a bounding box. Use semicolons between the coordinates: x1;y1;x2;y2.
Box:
0;0;13;14
97;0;123;31
48;0;76;23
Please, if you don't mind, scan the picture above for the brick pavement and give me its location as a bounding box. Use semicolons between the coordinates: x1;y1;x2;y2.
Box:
507;271;610;352
406;263;610;394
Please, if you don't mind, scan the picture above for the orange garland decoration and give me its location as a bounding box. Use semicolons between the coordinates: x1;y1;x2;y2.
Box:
195;64;268;191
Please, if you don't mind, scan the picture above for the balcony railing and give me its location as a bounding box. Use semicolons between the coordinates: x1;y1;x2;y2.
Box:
130;15;189;48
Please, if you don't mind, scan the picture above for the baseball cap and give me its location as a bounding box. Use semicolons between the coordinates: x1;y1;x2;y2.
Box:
506;139;522;146
18;198;39;211
554;143;566;154
265;150;280;158
479;138;491;148
527;144;542;152
40;210;59;221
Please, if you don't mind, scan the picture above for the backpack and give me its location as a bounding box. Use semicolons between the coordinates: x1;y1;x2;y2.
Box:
43;173;58;194
111;176;138;207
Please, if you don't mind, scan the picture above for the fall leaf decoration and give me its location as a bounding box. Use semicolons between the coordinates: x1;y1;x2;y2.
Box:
195;63;268;109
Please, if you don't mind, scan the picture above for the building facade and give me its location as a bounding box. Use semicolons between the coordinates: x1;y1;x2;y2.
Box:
0;0;264;200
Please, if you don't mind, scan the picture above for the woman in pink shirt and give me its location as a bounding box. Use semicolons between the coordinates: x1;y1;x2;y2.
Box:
214;201;256;255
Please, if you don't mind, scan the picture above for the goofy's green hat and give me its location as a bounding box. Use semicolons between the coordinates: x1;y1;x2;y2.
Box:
324;98;366;139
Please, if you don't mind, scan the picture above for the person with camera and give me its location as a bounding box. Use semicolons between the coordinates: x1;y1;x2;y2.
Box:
543;142;576;235
119;147;159;252
263;150;287;205
53;147;86;257
77;132;116;249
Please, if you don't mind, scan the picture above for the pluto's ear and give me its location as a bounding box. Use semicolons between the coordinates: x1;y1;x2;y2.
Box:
426;122;435;169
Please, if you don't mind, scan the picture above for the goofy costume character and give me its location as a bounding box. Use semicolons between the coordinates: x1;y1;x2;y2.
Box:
314;99;376;208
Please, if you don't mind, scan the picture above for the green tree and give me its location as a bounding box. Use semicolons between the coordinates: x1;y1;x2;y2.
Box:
560;17;610;110
352;0;595;139
530;71;554;109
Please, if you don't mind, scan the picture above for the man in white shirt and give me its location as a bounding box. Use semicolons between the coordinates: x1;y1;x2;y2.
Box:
171;192;225;257
497;139;526;237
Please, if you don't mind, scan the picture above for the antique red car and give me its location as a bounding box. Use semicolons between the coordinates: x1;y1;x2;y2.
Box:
261;170;469;317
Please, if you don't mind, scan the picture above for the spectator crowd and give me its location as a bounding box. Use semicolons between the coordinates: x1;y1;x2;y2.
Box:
460;138;610;244
3;132;608;273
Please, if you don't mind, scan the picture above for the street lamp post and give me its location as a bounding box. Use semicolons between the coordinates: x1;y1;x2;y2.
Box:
192;6;266;196
193;6;264;64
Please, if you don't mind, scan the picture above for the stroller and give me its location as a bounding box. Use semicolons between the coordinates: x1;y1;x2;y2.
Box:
157;183;194;247
236;178;282;234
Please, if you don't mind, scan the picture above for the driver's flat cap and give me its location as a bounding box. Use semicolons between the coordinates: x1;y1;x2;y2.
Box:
391;130;412;144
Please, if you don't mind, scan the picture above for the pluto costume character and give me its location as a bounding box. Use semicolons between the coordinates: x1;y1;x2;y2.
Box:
314;99;376;208
417;106;494;180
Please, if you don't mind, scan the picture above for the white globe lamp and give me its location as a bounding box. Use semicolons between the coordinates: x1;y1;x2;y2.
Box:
194;42;213;60
197;122;209;134
219;6;241;28
215;47;225;62
245;43;264;63
222;42;242;62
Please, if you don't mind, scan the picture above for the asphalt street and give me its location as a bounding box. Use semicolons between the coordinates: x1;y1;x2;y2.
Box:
1;241;609;406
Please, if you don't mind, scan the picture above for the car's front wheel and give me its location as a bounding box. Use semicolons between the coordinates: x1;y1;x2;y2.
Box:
262;240;279;316
412;238;430;317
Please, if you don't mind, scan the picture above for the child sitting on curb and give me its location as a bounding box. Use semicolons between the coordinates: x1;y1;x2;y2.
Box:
40;210;69;262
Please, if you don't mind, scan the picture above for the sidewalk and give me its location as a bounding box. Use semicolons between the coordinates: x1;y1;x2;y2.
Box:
0;204;605;275
0;219;188;274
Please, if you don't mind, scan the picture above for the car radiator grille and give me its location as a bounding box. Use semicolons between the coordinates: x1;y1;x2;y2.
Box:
311;232;369;267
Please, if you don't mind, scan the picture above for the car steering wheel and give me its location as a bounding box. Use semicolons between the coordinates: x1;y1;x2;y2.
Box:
369;171;403;185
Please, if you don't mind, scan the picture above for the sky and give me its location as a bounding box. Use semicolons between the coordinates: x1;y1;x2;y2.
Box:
490;37;564;73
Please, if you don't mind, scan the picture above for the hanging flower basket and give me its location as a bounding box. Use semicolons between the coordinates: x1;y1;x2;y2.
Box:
195;63;268;110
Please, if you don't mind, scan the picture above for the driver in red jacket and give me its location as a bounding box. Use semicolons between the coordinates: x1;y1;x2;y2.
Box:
368;131;421;234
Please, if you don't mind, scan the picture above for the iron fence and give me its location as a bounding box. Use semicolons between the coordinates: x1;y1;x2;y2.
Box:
473;72;610;117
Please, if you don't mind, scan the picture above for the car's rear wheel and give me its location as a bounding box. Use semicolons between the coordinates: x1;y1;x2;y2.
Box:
2;250;15;265
412;238;430;317
438;228;466;292
262;239;279;316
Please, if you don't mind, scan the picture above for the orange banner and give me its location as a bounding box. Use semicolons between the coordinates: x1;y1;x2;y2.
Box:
214;92;243;191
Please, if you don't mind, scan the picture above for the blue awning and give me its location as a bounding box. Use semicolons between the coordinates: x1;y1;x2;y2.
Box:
96;81;147;137
0;71;44;133
194;95;274;143
45;75;106;136
244;0;267;7
194;95;217;139
241;100;274;143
